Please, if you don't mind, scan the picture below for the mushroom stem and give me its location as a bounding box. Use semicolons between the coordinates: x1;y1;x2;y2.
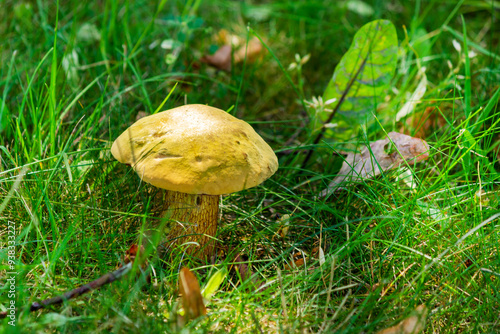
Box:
156;190;219;258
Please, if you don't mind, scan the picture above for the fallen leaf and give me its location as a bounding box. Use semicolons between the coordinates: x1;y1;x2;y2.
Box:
178;267;206;321
277;214;291;238
463;258;473;268
284;252;306;270
118;244;147;269
216;29;241;46
118;244;150;283
376;305;428;334
402;104;446;139
310;247;319;257
135;111;149;121
321;132;429;196
234;254;251;282
200;44;232;71
233;255;266;292
201;34;264;71
287;258;305;270
234;37;264;63
123;244;140;265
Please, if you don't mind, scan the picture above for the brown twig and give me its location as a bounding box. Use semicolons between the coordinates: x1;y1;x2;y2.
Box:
1;244;145;319
300;55;368;170
0;262;133;319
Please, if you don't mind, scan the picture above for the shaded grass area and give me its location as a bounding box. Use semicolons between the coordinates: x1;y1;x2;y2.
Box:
1;0;500;332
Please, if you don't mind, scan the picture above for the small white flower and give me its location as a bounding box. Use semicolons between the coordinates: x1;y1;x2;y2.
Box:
304;96;335;115
452;39;461;53
300;54;311;65
62;50;79;83
76;23;101;44
149;40;160;49
324;123;338;128
324;98;337;105
161;39;174;50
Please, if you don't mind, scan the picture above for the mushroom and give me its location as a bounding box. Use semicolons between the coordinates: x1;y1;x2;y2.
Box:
111;104;278;258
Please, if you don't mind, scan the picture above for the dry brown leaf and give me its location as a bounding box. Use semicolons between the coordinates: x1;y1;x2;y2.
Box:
232;254;267;293
135;111;148;121
321;132;429;196
376;305;428;334
310;247;319;257
234;37;264;63
216;29;240;46
200;44;232;71
402;105;446;139
283;257;305;271
233;254;251;282
277;214;291;239
283;245;327;270
201;35;264;71
123;244;141;265
284;252;306;270
117;244;148;274
179;267;206;321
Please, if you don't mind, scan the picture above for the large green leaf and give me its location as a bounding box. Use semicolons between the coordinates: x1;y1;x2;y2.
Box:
318;20;398;140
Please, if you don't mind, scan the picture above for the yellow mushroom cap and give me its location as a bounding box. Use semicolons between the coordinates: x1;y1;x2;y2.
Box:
111;104;279;195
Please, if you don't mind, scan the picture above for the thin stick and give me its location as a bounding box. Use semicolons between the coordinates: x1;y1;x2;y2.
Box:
0;260;133;319
300;55;368;170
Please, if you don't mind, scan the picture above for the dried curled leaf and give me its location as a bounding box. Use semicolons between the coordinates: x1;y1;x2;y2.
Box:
376;305;428;334
201;34;264;71
321;132;429;196
234;37;264;63
277;214;291;238
401;103;446;139
179;267;207;321
201;45;232;71
233;254;252;282
118;244;150;284
118;244;148;270
232;255;266;292
123;244;141;265
284;257;305;271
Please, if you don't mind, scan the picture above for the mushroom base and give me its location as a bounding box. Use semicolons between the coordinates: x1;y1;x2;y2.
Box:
156;190;220;259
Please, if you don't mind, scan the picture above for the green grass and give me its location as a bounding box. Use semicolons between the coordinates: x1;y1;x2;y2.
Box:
1;0;500;333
